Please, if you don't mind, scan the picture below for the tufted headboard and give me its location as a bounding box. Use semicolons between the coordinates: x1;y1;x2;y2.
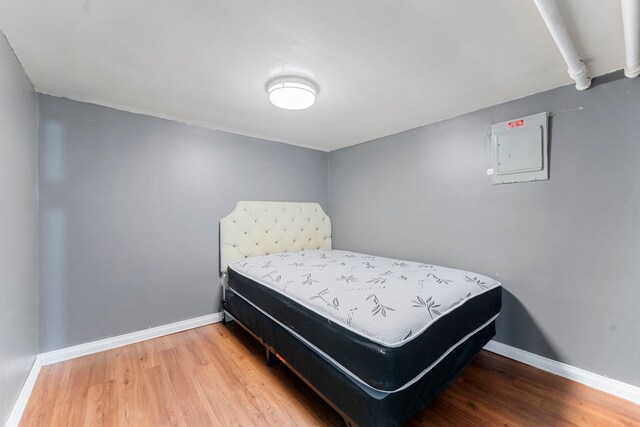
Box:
219;201;332;277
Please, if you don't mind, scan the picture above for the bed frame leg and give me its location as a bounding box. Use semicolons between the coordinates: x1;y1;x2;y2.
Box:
221;302;228;325
265;347;277;367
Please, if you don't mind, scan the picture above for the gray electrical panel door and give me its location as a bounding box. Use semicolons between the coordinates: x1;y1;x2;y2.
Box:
491;112;548;184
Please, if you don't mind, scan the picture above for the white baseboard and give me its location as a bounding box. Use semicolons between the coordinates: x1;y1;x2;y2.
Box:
39;312;223;366
484;340;640;405
5;355;42;427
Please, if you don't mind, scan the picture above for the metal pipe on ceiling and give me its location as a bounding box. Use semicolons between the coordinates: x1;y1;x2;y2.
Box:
533;0;591;90
621;0;640;78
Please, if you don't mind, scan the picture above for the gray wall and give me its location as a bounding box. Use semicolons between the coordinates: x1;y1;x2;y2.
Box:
0;33;39;425
38;95;328;351
328;73;640;387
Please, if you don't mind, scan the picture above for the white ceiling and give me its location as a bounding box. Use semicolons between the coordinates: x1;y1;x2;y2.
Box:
0;0;626;151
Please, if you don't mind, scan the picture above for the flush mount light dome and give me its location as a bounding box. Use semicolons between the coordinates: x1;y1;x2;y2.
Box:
267;77;317;110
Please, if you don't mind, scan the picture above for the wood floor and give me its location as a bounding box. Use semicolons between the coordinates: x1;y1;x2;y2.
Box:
21;323;640;426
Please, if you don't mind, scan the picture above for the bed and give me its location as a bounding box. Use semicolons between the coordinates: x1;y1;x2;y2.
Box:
220;201;501;426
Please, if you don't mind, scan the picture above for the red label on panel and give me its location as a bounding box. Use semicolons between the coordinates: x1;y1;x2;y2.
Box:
508;119;525;129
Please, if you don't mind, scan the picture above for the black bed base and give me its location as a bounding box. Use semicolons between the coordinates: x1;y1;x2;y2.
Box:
224;289;495;426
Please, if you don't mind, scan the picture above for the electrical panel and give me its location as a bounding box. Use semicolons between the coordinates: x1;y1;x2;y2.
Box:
491;112;548;184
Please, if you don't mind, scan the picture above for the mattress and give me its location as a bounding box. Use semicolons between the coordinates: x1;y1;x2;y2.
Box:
227;249;501;392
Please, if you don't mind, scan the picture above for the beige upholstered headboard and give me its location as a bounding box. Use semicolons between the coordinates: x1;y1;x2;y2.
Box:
219;201;332;276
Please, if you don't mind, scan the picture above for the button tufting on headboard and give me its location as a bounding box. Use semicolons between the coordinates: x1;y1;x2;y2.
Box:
219;201;332;276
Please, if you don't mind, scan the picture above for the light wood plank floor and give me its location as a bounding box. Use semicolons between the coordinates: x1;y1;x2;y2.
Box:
21;323;640;426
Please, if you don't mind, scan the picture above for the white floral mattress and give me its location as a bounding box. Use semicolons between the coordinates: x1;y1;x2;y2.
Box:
228;249;501;347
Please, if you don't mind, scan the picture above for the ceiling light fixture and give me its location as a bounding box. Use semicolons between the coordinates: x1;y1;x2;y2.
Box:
267;77;317;110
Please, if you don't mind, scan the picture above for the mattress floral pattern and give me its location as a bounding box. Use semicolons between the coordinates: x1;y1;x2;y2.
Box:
229;249;501;347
